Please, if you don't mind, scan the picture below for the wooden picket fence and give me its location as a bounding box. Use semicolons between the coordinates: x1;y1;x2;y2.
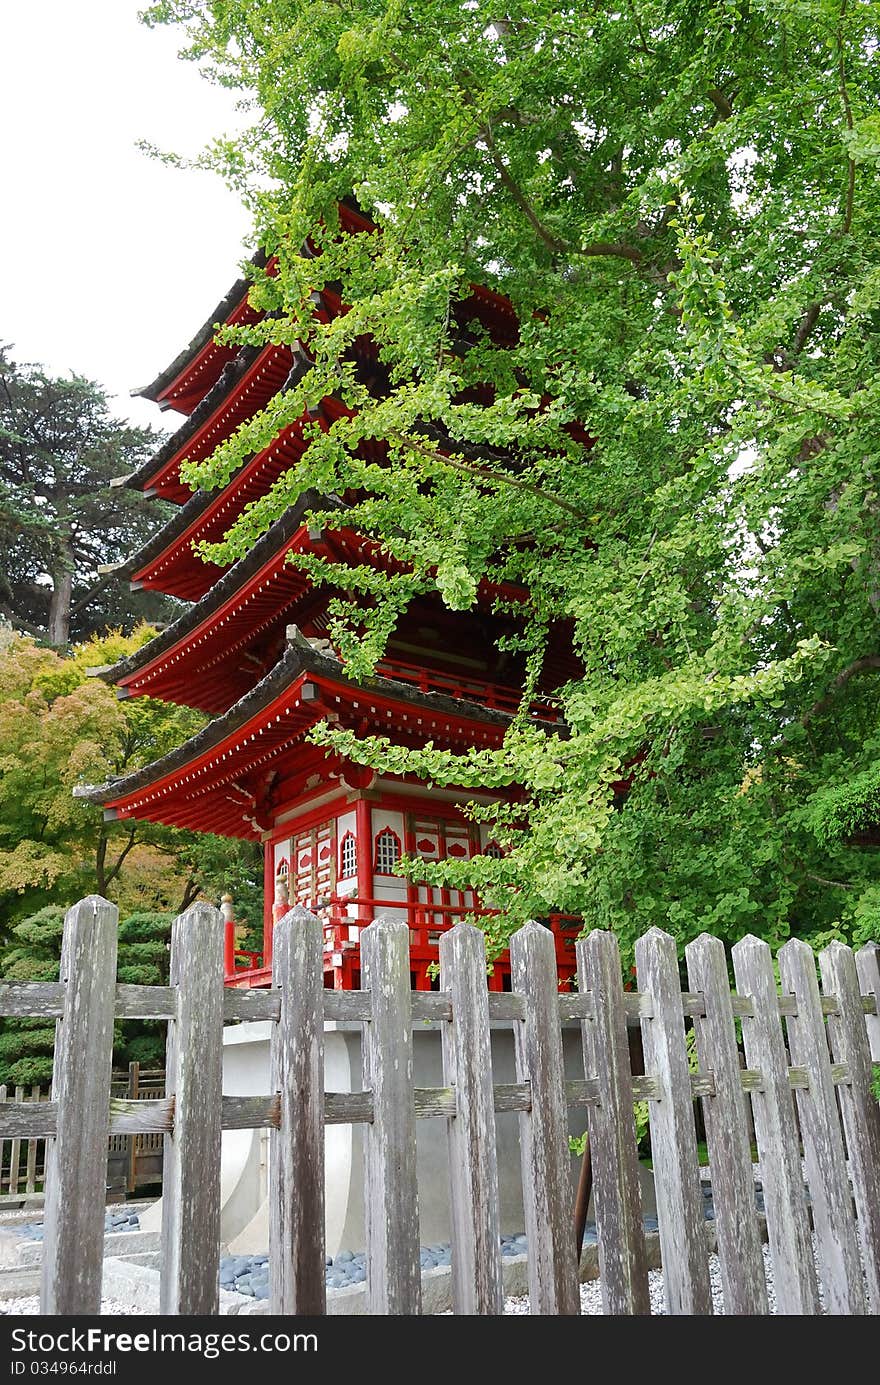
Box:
0;1084;48;1200
0;1066;165;1202
0;894;878;1316
106;1065;166;1196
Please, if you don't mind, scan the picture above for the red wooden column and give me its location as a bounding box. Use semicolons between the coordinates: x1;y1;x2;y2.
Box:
403;813;427;987
221;893;236;979
355;796;373;924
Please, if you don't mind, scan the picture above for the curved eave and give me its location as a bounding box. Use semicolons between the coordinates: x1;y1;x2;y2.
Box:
121;342;300;504
111;408;322;602
103;482;232;589
95;493;339;696
75;632;540;837
134;250;269;408
131;202;374;414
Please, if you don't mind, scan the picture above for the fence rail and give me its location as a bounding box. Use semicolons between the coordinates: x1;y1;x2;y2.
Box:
0;1067;164;1200
1;894;878;1316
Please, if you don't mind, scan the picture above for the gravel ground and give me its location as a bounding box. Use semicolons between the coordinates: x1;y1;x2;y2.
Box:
0;1296;147;1316
0;1203;149;1316
503;1244;778;1314
0;1232;847;1316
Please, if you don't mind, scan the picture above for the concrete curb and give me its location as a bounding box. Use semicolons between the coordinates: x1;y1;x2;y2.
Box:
237;1233;671;1315
100;1259;246;1316
13;1230;160;1268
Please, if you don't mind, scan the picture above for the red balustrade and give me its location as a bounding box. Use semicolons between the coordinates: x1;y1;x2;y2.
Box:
374;657;562;722
224;894;580;991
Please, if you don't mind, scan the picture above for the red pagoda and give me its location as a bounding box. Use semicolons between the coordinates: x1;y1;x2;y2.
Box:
78;206;580;991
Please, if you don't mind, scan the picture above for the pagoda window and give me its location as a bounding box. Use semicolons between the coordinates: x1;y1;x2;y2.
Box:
374;828;402;875
339;831;357;880
484;841;504;859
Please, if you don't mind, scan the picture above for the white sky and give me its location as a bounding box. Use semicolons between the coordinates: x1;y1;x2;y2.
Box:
1;1;252;429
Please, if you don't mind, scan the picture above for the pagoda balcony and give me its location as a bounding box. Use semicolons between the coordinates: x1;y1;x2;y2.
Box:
374;656;563;722
223;894;580;992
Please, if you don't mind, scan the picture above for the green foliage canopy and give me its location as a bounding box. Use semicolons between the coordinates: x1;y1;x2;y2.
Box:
0;906;172;1085
0;348;174;645
143;0;880;959
0;629;262;937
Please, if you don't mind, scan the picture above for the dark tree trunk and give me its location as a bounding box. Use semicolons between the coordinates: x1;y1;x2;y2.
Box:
48;534;74;646
95;830;108;898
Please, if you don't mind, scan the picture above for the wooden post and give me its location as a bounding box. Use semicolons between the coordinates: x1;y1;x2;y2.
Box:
270;906;326;1315
856;940;880;1061
41;896;118;1316
577;930;650;1314
510;920;580;1315
685;933;767;1314
0;1084;5;1195
25;1084;40;1195
160;902;224;1315
778;938;865;1315
635;926;712;1315
361;916;421;1314
818;941;880;1311
8;1086;24;1196
439;922;503;1314
126;1062;140;1196
731;934;818;1314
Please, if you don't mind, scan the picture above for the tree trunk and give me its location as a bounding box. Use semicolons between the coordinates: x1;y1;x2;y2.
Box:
47;534;74;646
95;830;108;898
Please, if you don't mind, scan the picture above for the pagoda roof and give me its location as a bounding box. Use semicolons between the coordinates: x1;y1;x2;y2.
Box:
94;500;533;716
117;342;301;505
92;496;339;712
132;202;375;416
134;249;271;413
105;414;319;602
75;630;530;839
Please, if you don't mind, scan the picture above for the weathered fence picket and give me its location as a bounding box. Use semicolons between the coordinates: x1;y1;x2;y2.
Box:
1;894;877;1318
778;938;865;1315
636;927;713;1315
685;933;767;1315
440;922;503;1314
8;1086;24;1197
270;906;326;1315
26;1084;40;1194
577;930;650;1315
511;920;581;1315
819;941;880;1312
361;917;422;1314
856;940;880;1062
731;935;820;1314
41;897;118;1316
159;902;224;1316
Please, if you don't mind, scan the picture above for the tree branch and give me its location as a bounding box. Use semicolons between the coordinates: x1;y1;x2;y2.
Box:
103;824;139;889
792;302;822;357
805;872;857;890
837;0;856;235
707;88;734;120
387;429;593;521
69;570;117;620
802;654;880;724
482;126;643;265
0;601;45;640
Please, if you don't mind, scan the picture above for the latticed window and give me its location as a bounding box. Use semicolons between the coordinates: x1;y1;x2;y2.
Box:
484;841;504;859
374;828;401;874
340;832;357;879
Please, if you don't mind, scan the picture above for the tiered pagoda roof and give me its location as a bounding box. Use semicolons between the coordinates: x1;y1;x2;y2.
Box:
82;206;579;845
76;628;528;839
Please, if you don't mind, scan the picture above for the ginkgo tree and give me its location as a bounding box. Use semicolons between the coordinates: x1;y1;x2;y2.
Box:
0;628;262;933
142;0;880;958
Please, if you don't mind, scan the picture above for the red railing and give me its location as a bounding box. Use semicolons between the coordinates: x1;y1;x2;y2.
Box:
374;656;562;722
225;894;580;991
